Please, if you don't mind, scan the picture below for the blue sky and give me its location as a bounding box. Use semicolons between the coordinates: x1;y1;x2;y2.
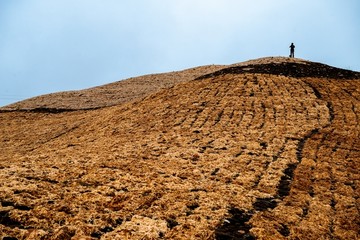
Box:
0;0;359;106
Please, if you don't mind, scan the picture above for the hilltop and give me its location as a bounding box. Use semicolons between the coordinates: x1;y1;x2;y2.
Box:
0;57;359;239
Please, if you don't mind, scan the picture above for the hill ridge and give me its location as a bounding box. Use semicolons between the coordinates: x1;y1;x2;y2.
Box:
2;57;359;112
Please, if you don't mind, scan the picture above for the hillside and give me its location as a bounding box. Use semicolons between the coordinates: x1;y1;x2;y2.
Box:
0;57;359;239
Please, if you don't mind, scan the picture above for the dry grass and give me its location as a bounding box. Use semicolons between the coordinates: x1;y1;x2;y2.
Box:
0;57;359;239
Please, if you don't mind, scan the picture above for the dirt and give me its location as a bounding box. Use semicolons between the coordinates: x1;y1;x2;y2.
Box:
0;57;359;239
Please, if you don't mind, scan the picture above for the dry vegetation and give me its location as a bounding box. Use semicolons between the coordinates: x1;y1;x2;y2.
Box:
0;57;359;239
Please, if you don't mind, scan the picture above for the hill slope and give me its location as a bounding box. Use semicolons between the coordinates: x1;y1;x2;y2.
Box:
0;57;359;239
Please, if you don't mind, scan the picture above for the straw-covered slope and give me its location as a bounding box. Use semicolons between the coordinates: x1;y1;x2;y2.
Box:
0;57;359;239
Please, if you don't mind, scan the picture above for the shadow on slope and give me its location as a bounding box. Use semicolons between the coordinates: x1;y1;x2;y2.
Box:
197;61;360;80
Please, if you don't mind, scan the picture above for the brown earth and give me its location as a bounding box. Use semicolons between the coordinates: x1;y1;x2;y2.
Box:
0;57;359;239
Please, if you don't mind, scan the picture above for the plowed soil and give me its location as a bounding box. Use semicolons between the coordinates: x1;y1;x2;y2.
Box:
0;57;359;239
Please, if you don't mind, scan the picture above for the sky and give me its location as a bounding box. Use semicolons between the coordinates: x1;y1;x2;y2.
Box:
0;0;359;106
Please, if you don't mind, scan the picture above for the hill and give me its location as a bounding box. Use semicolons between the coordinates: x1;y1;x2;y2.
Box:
0;57;359;239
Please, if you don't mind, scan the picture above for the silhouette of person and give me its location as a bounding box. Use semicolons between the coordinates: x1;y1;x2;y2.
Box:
289;43;295;58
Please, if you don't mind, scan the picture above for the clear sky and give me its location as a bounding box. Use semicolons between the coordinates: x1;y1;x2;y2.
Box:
1;0;359;106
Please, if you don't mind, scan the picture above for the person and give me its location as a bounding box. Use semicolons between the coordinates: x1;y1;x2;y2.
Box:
289;43;295;58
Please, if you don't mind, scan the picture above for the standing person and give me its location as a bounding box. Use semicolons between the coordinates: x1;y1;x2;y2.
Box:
289;43;295;58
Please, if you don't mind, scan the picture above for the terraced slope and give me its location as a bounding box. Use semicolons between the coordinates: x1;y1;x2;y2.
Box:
0;58;359;239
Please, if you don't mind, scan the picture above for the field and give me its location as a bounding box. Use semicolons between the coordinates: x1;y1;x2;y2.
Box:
0;57;359;239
